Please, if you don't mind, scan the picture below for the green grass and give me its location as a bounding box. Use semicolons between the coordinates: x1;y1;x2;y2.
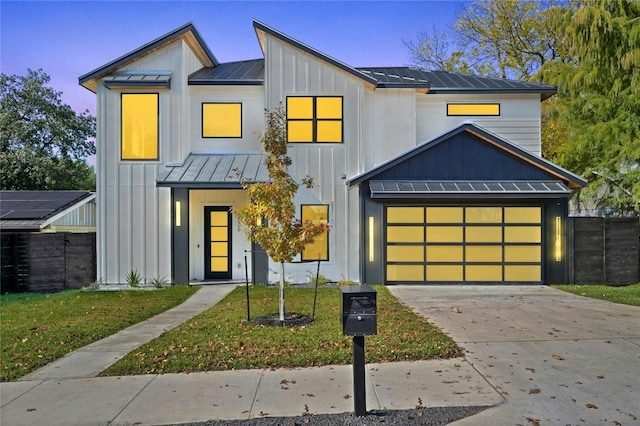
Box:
100;285;461;376
0;285;198;382
552;283;640;306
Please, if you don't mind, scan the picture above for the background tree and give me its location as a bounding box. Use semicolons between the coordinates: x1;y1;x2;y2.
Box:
0;69;96;190
540;0;640;215
235;107;330;321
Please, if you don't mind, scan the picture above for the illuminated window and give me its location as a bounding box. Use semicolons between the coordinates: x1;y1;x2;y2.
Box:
301;205;329;261
447;103;500;116
202;103;242;138
286;96;342;143
121;93;158;160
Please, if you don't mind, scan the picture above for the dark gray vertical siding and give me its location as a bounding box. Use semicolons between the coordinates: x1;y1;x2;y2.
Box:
172;188;190;284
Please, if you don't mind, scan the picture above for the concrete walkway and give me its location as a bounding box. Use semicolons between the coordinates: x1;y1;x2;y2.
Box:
388;285;640;426
20;284;239;381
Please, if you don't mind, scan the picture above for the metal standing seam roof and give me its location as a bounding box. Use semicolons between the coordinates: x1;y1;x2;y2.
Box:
369;180;571;199
189;59;264;85
156;153;269;188
103;71;172;89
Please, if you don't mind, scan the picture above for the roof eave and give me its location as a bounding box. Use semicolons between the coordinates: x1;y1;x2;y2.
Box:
79;22;218;93
188;80;264;86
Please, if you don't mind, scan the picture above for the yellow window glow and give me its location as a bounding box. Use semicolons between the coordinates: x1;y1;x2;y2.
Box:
301;205;329;261
426;245;463;262
316;97;342;119
211;242;227;257
287;121;313;142
388;207;424;223
466;207;502;223
317;121;342;142
504;245;541;262
210;211;228;227
210;227;228;242
426;207;463;223
466;246;502;262
466;265;502;281
447;103;500;116
465;226;503;243
426;265;463;281
121;93;158;160
287;97;313;119
388;226;425;243
202;103;242;138
426;226;463;243
504;265;541;282
387;264;424;281
211;257;228;272
504;207;541;224
504;226;541;243
387;245;424;262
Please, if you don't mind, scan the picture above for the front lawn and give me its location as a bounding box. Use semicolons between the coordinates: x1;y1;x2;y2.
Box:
0;285;198;382
100;285;461;376
552;283;640;306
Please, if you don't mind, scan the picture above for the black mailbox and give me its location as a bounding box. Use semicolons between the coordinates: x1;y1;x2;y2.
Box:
341;286;377;336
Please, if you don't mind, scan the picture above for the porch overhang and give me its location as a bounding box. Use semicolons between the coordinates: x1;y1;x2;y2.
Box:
369;180;571;199
156;153;269;188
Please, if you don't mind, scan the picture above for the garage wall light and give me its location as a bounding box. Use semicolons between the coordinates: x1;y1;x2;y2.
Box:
554;216;562;261
175;201;181;227
368;216;374;262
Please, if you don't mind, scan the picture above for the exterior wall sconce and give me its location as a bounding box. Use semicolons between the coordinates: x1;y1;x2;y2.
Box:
175;201;181;227
368;216;374;262
554;216;562;261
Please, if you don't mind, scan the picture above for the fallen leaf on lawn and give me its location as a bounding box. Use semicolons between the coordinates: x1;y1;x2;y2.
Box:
552;354;565;361
585;403;598;409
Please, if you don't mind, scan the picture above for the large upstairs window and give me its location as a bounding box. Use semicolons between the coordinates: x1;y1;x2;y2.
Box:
286;96;342;143
121;93;159;160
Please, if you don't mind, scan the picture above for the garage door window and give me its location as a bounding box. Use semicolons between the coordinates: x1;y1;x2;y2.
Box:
385;206;542;283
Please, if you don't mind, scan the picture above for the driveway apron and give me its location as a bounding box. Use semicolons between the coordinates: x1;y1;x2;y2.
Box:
388;285;640;425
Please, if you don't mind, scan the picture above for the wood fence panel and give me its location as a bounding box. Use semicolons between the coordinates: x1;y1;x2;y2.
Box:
604;218;640;286
571;218;605;284
27;233;65;292
64;233;96;289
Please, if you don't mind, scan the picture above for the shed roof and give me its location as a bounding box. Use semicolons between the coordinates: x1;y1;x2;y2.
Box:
156;153;269;188
189;59;264;86
0;191;95;230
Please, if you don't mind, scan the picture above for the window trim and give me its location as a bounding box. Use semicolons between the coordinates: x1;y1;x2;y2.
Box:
446;103;501;117
286;96;343;143
201;102;243;139
300;204;330;261
120;92;159;161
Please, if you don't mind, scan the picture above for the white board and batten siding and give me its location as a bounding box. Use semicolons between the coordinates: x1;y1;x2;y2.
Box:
261;35;370;283
416;94;542;155
97;40;205;284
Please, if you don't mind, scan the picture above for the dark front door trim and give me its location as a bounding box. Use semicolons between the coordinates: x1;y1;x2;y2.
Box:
204;206;232;280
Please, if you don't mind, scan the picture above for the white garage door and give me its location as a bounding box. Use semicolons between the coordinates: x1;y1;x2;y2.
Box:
385;206;542;283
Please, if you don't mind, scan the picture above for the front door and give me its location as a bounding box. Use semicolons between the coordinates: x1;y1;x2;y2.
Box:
204;206;232;280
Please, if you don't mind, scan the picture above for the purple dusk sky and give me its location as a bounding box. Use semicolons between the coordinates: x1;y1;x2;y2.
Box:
1;1;461;116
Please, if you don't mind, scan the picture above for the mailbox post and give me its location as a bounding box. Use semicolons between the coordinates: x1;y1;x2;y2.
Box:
341;286;377;417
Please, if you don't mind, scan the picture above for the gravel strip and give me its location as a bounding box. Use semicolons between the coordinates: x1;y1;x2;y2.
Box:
173;406;490;425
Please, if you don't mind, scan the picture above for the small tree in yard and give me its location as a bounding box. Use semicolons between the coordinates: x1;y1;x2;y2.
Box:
235;107;329;322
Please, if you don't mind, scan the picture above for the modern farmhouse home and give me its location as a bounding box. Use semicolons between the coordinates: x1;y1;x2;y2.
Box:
79;21;585;286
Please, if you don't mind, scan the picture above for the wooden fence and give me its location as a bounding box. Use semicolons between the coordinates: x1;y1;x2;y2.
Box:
1;232;96;293
568;217;640;285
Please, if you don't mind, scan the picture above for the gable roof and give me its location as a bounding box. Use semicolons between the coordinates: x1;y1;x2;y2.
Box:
79;22;218;93
0;191;95;230
347;122;587;189
252;20;379;88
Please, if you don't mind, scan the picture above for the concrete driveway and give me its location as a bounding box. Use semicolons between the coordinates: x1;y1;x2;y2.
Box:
388;285;640;425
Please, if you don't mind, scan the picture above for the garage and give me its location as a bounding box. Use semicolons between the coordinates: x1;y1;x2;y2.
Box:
348;123;587;285
385;205;542;283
